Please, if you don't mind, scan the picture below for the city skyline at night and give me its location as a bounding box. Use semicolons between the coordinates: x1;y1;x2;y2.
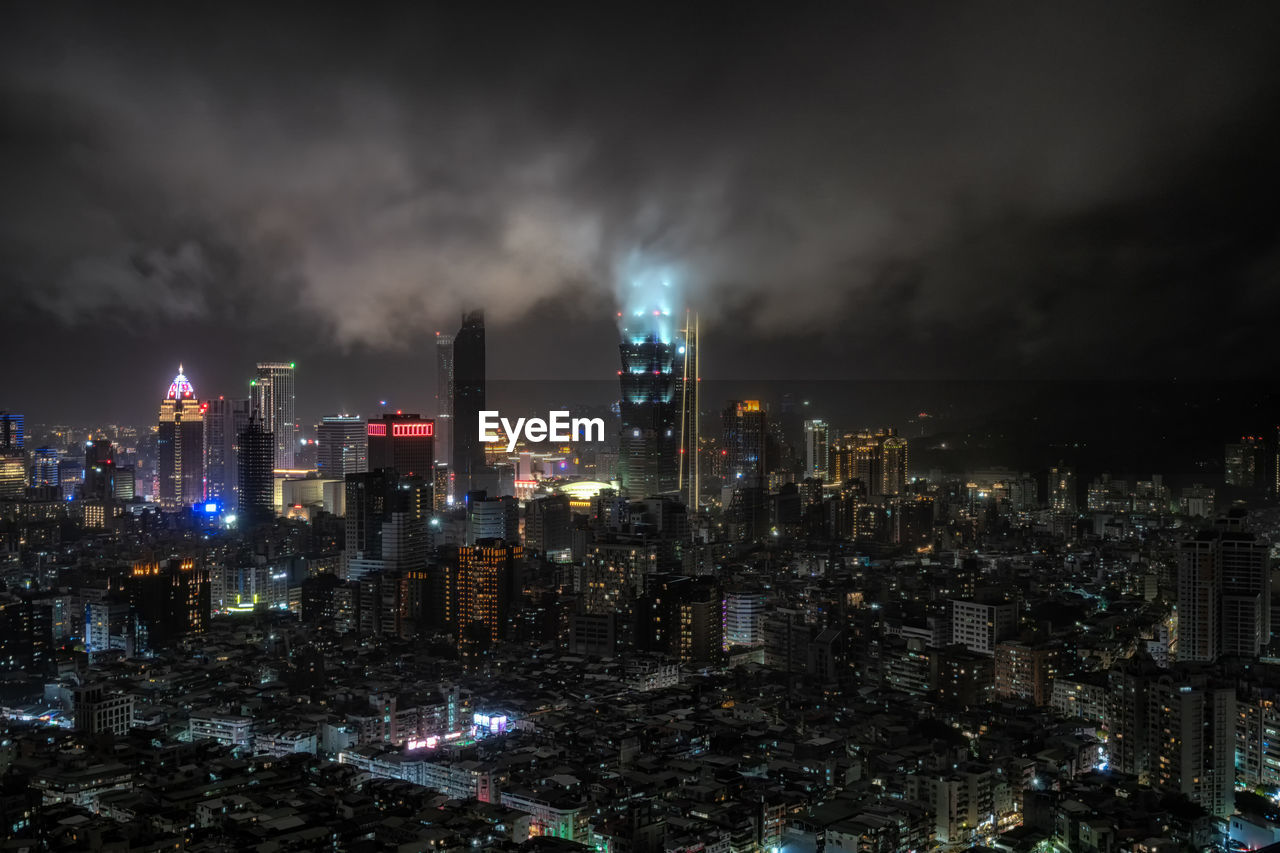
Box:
2;4;1280;852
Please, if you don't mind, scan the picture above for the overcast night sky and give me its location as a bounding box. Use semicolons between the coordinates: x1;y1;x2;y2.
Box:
3;2;1280;426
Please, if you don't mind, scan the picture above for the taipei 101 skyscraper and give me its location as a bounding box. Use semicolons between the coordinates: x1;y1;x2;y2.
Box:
616;273;691;501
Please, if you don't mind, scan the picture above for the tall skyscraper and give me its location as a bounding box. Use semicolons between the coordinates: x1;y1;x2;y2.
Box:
453;540;521;647
342;469;428;581
1109;656;1235;818
803;418;829;481
0;412;24;451
252;362;296;468
676;312;700;509
722;401;767;489
125;557;210;649
618;336;680;499
1049;463;1077;514
204;396;252;510
32;446;59;487
435;332;454;471
237;411;275;525
0;452;24;498
452;311;489;496
881;430;909;495
318;414;368;479
157;366;205;509
1178;522;1271;662
83;439;115;499
367;413;434;479
1225;436;1266;489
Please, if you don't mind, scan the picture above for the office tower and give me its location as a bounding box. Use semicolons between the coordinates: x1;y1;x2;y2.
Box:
452;311;489;495
803;418;829;481
344;469;396;577
157;366;205;508
432;463;450;512
722;401;767;488
318;414;368;479
367;413;434;478
435;332;454;470
0;412;23;450
342;469;428;581
454;540;521;647
1108;657;1234;818
881;430;908;495
618;334;680;499
204;396;251;509
1225;435;1266;489
525;493;571;554
237;412;275;525
1049;463;1077;514
0;452;25;498
113;467;136;501
32;446;59;487
252;361;296;468
465;493;518;544
676;312;700;508
82;439;114;499
125;557;211;649
1178;525;1271;662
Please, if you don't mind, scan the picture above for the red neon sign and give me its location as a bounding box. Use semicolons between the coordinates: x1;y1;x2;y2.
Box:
367;423;386;436
391;422;433;437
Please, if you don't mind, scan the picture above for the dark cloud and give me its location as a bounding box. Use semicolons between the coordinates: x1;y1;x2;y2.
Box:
2;2;1280;422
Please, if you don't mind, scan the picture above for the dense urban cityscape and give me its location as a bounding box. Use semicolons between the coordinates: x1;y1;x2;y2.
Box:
1;300;1279;852
5;3;1280;853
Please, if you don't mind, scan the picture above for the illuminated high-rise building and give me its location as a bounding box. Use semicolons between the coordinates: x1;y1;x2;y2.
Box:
803;419;829;481
0;452;24;498
618;336;680;499
205;396;251;510
237;411;275;525
252;361;296;468
318;414;367;479
453;540;520;647
881;430;908;495
0;412;23;451
1178;522;1271;663
83;439;115;499
435;332;454;471
157;366;205;509
722;401;767;489
32;446;59;487
1049;463;1077;514
1225;436;1265;489
124;557;210;649
452;312;490;495
367;413;434;479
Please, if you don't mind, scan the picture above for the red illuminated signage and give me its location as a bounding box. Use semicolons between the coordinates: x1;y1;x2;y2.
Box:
368;421;433;437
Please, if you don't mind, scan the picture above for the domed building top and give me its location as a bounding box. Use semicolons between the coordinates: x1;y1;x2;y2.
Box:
166;365;195;400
